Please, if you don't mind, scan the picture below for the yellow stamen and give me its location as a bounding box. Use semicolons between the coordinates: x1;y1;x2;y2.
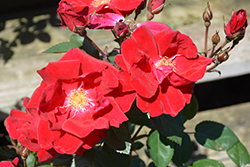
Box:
65;88;90;111
91;0;110;7
155;56;177;72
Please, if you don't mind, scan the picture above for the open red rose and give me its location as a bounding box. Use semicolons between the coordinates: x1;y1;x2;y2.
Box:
0;157;19;167
57;0;144;32
115;25;212;117
225;9;248;42
6;48;131;162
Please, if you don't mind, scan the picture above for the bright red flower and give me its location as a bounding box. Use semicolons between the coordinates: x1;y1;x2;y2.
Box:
6;48;131;162
225;9;248;41
0;157;19;167
57;0;144;32
115;25;212;117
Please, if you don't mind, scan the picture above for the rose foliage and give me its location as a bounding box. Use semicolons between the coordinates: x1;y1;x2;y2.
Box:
2;1;250;167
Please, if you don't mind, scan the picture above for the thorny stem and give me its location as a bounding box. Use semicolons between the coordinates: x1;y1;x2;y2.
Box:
204;26;209;55
209;45;216;58
212;41;228;57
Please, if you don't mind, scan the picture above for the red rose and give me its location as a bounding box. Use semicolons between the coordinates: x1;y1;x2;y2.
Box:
115;25;212;117
0;157;19;167
225;9;248;42
57;0;144;32
6;48;131;162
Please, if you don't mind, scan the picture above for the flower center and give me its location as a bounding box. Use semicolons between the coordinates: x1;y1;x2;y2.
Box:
91;0;111;7
65;88;90;111
155;56;177;72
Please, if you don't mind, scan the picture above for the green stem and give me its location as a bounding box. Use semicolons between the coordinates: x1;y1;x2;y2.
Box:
209;45;215;58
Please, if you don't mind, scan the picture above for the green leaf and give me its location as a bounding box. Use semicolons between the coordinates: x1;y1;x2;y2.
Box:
150;112;185;145
26;153;36;167
37;165;53;167
132;141;144;150
70;34;84;47
43;42;79;53
227;141;250;167
195;121;239;151
104;123;131;152
172;133;193;167
189;159;225;167
147;130;174;167
116;141;131;155
182;95;198;120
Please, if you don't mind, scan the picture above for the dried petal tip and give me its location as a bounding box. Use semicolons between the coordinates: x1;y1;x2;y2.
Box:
203;2;213;25
114;20;130;37
211;31;220;46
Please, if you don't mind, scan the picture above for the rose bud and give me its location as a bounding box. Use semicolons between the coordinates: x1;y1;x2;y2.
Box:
147;0;166;15
225;9;248;42
147;12;155;21
217;50;229;63
203;2;213;27
211;31;220;46
114;20;130;37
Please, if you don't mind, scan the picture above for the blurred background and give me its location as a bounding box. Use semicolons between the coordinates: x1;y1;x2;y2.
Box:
0;0;250;166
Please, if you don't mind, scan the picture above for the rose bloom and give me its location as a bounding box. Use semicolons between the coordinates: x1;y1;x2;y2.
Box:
6;48;131;162
57;0;144;32
225;9;248;41
0;157;19;167
115;25;212;117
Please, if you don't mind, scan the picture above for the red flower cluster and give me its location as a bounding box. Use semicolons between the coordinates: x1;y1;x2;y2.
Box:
225;9;248;41
57;0;144;33
5;48;130;162
116;25;212;117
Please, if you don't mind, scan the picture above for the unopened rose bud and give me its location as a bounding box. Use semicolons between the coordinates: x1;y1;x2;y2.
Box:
114;20;130;37
217;50;229;63
147;0;167;15
203;2;213;27
225;9;248;42
211;31;220;46
147;12;154;21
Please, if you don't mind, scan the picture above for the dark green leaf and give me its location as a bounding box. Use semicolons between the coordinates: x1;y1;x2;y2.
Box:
150;112;185;145
126;102;153;128
182;95;198;120
130;156;145;167
189;159;225;167
172;133;193;167
132;141;144;150
81;37;99;59
26;153;36;167
104;123;131;152
195;121;239;151
148;162;156;167
74;145;129;167
147;130;174;167
37;165;53;167
43;42;79;53
227;141;250;167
